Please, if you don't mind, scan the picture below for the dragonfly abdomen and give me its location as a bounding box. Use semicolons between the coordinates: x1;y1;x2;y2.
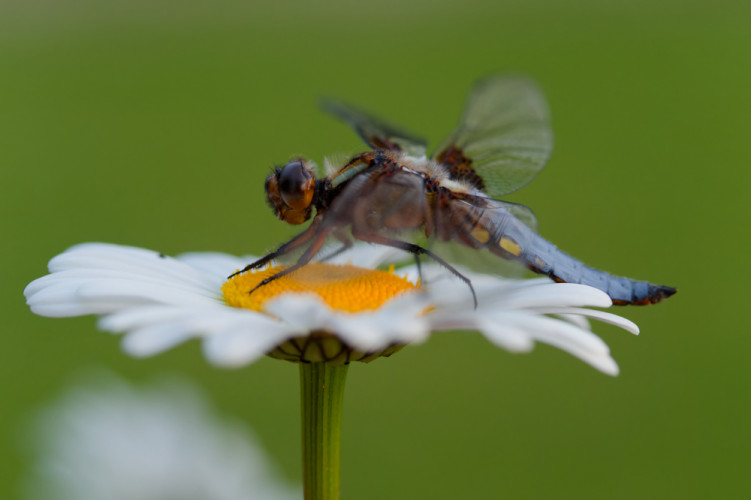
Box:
482;214;675;305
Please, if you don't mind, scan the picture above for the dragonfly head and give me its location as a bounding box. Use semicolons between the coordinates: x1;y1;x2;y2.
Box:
265;159;317;225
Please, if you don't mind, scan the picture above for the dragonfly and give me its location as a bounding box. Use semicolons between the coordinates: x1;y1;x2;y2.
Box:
231;75;676;306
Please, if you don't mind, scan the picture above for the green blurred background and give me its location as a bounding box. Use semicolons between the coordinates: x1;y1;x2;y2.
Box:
2;0;749;498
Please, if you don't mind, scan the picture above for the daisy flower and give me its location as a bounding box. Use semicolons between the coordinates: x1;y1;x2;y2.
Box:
24;242;636;374
24;241;639;500
23;372;299;500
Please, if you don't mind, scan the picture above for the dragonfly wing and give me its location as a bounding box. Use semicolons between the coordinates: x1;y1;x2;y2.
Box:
428;237;529;278
320;98;428;157
491;199;538;232
433;75;553;197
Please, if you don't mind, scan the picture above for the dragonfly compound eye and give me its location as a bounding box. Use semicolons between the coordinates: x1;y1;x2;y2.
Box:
278;160;315;211
264;161;315;225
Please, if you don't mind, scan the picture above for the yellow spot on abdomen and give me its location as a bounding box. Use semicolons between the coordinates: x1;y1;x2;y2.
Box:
498;236;522;256
470;227;490;244
222;263;418;313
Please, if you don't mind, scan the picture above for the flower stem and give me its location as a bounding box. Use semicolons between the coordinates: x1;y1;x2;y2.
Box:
300;362;349;500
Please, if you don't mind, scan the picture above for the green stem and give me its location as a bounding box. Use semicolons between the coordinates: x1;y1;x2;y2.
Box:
300;362;349;500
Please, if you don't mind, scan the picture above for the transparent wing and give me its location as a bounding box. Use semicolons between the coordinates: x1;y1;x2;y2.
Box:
433;75;553;198
320;98;428;157
487;198;538;232
429;238;529;278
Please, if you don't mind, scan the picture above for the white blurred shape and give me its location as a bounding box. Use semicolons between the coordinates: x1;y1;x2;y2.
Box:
23;372;299;500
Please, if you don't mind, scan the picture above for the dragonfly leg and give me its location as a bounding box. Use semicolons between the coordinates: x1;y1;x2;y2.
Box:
247;229;331;295
353;232;477;309
316;229;353;262
227;220;320;280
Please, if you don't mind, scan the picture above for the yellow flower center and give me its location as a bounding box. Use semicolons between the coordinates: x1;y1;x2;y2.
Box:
222;263;418;313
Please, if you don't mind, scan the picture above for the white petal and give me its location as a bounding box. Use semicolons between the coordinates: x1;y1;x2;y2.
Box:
50;244;216;293
29;301;138;318
203;328;293;367
504;314;618;375
474;317;536;352
100;306;205;332
75;280;221;307
555;313;591;330
122;324;195;357
330;312;420;351
477;283;613;309
176;252;259;286
519;314;610;353
25;269;216;303
541;308;640;335
264;292;430;351
101;304;284;334
263;293;334;331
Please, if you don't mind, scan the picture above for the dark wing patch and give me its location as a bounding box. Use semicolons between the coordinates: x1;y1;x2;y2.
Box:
434;144;486;192
433;75;553;198
320;98;428;157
